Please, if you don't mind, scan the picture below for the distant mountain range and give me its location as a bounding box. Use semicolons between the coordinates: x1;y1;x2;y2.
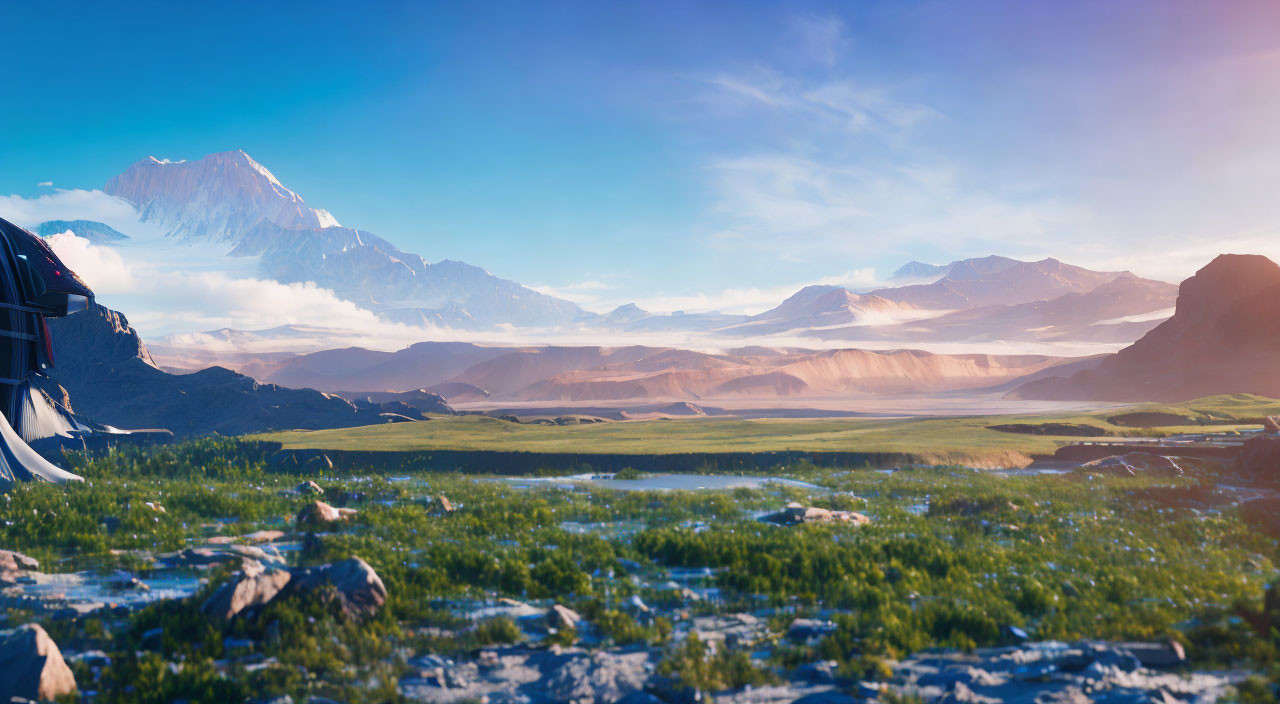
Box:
102;150;585;328
576;256;1177;345
1013;254;1280;401
86;149;1176;346
194;339;1087;404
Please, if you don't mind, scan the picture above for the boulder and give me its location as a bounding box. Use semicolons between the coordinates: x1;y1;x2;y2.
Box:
538;649;652;704
201;560;293;621
283;557;387;619
203;557;386;622
0;624;76;702
296;500;357;528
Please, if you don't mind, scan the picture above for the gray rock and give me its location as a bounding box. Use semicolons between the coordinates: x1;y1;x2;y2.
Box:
202;561;293;621
537;649;653;704
0;624;77;702
283;557;387;619
42;303;398;437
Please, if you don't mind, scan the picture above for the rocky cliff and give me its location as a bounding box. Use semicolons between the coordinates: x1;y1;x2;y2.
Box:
41;305;430;436
1013;254;1280;401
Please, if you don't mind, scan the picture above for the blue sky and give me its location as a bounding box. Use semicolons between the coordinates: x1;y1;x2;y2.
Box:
3;0;1280;314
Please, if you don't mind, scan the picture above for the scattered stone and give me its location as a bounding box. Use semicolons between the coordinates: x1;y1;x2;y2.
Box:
762;502;871;526
296;500;357;528
548;604;582;630
893;640;1230;704
0;624;76;702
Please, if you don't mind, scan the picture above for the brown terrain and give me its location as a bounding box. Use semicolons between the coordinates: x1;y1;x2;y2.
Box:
235;342;1081;403
1014;254;1280;402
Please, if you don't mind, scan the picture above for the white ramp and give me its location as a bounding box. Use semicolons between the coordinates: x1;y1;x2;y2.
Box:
0;406;83;486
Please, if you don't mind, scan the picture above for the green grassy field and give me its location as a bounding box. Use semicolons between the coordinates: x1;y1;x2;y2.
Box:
252;393;1280;466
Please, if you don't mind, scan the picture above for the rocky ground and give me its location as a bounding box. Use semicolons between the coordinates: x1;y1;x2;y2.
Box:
0;438;1275;703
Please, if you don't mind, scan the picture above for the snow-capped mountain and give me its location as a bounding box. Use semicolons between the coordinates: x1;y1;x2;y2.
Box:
102;150;584;328
105;150;339;243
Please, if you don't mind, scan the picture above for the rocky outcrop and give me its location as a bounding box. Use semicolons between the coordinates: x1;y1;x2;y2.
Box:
43;304;395;436
0;624;76;702
296;500;357;527
0;550;39;585
203;557;386;622
1015;254;1280;401
280;557;387;619
201;560;293;621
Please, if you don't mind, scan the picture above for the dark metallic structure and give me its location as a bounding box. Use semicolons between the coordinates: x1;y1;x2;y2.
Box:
0;217;94;485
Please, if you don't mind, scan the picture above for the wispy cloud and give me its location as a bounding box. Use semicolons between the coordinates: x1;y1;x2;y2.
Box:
0;189;156;234
683;19;1075;266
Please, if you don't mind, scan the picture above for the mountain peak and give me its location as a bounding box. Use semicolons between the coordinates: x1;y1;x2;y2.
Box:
105;150;340;242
